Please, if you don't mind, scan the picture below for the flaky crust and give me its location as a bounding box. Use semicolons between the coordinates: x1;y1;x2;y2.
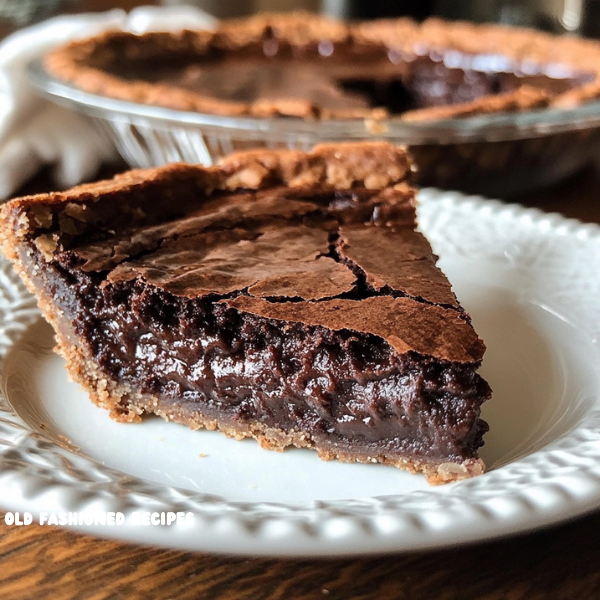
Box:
44;12;600;120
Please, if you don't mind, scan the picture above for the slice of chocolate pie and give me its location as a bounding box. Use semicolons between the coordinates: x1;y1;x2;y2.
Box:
0;143;491;483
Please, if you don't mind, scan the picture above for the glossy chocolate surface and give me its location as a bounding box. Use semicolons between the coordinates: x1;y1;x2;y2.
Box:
108;41;587;116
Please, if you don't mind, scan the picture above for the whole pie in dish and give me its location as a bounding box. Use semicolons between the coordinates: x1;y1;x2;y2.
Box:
0;142;491;484
44;12;600;121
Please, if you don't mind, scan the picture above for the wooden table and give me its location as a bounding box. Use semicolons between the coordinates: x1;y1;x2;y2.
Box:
1;166;600;600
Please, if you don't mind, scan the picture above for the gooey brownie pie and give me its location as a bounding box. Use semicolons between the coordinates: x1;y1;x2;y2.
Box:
0;143;491;483
45;12;600;120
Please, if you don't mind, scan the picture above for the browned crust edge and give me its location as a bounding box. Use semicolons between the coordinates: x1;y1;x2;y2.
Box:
43;12;600;120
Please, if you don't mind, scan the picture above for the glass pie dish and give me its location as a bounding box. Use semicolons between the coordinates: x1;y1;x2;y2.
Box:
28;57;600;197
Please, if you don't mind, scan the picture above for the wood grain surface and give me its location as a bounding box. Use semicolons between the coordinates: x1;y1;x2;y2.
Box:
2;166;600;600
2;507;600;600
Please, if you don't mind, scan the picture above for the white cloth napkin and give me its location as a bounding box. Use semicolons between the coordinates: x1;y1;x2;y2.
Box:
0;6;217;200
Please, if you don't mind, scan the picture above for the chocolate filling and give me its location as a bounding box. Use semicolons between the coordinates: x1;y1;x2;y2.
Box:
105;41;589;116
42;252;489;462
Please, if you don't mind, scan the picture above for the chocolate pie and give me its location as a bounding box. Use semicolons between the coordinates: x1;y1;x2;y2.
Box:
0;142;491;483
44;13;600;121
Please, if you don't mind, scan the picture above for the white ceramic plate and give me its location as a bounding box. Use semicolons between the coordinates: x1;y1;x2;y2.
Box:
2;188;600;557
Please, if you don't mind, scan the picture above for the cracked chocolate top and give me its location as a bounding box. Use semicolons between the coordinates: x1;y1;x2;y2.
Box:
0;142;484;363
44;13;600;120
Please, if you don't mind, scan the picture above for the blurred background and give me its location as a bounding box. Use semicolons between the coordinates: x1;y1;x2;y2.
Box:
0;0;598;36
